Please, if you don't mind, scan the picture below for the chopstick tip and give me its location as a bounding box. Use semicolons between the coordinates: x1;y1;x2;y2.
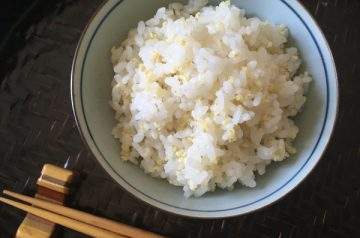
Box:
0;196;9;203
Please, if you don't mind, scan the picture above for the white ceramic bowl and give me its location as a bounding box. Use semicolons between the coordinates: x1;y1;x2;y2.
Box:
71;0;338;218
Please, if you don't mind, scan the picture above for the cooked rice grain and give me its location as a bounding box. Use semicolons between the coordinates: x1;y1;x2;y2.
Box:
110;0;311;197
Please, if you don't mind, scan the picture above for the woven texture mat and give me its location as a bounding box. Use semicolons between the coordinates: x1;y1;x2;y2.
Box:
0;0;359;237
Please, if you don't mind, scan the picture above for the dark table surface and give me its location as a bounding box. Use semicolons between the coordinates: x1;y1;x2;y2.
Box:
0;0;359;237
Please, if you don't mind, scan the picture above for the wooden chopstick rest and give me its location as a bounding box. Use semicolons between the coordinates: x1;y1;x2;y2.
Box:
1;197;125;238
16;164;74;238
5;190;165;238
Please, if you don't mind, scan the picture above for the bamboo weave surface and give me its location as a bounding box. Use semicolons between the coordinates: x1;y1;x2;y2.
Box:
0;0;359;237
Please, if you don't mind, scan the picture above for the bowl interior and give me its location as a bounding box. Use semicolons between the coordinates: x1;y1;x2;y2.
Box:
72;0;336;217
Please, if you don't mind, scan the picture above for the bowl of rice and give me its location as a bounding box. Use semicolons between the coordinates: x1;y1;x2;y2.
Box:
71;0;338;218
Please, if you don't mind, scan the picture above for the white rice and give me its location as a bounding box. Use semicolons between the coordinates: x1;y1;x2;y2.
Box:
110;0;311;197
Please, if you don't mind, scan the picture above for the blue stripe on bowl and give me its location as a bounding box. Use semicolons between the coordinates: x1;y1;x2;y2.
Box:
79;0;329;212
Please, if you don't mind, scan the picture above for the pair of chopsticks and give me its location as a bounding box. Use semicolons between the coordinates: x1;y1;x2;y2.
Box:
0;190;164;238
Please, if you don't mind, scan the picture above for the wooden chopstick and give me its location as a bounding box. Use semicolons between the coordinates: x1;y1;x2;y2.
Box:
0;197;125;238
3;190;164;238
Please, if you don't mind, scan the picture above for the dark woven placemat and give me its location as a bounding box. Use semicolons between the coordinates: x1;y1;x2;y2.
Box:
0;0;359;237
